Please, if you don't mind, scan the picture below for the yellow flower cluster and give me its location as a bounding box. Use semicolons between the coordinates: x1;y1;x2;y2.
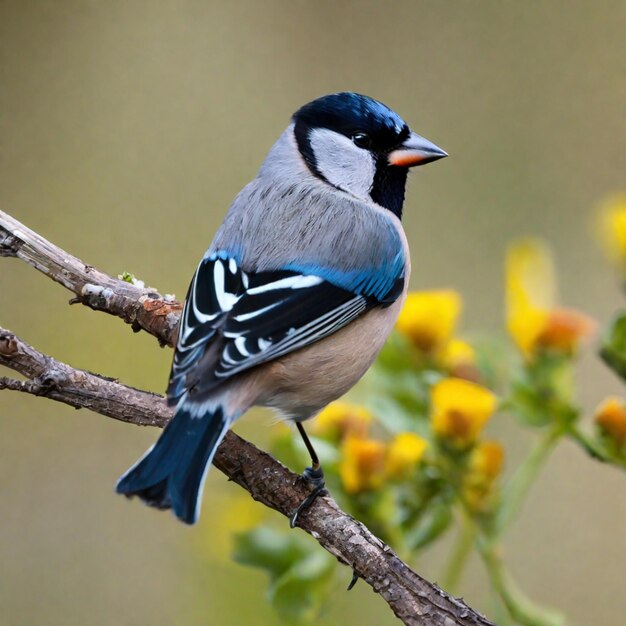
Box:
339;431;428;493
396;290;476;378
506;239;595;358
314;402;428;494
429;377;504;511
396;290;461;352
386;432;429;480
316;378;504;513
339;436;387;493
462;440;505;512
430;378;497;448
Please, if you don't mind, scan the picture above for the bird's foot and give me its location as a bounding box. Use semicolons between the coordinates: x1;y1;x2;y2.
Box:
347;569;359;591
289;465;328;528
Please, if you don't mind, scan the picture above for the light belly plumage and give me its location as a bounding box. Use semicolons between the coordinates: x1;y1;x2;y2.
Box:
256;284;407;421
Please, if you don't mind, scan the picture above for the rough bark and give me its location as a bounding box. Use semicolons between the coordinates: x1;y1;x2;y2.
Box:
0;211;180;346
0;209;495;626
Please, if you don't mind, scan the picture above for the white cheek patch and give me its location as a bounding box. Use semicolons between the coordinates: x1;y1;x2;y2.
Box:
309;128;376;200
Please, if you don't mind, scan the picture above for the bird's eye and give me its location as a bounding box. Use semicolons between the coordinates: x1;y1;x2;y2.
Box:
352;132;371;149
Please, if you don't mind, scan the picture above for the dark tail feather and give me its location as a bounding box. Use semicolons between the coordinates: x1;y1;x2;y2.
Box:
116;403;229;524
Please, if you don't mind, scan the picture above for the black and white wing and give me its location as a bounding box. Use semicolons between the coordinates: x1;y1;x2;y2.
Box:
167;253;400;405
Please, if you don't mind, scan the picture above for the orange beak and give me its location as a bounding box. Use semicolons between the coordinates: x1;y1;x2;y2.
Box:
388;132;448;168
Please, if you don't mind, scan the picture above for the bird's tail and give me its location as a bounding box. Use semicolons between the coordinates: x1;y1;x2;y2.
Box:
116;401;231;524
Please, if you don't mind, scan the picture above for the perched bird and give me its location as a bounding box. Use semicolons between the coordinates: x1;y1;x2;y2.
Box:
116;92;447;525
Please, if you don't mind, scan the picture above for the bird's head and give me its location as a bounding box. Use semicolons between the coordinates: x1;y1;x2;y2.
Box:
292;92;447;218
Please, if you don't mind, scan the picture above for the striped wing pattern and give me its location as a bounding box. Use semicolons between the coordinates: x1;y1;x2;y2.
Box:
166;253;373;405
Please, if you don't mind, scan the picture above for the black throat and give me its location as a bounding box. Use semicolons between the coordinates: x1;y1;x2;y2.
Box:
370;159;408;219
294;120;409;220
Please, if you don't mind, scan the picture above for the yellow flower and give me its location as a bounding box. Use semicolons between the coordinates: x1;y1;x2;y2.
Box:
385;432;428;479
431;378;497;448
311;401;372;440
339;436;387;494
594;396;626;448
468;440;505;479
506;239;594;357
598;193;626;266
535;308;596;354
506;239;555;356
439;338;478;380
462;440;505;512
441;338;475;366
396;290;462;352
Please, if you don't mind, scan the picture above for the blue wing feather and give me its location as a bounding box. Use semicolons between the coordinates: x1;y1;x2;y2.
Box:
167;251;404;404
283;244;404;302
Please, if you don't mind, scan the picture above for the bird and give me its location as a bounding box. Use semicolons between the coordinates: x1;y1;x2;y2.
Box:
116;92;447;525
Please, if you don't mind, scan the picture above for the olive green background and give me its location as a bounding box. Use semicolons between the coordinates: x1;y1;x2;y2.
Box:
1;1;625;624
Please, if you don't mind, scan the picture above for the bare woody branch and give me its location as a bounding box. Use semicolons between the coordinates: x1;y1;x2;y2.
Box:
0;209;495;626
0;211;181;347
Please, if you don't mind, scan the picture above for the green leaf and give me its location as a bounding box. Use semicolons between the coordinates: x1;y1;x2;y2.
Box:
233;525;335;624
375;331;420;374
601;311;626;381
233;526;304;576
271;551;335;624
509;353;578;427
364;395;427;435
405;501;453;551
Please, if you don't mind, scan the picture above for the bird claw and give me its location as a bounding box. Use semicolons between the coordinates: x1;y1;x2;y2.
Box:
289;466;328;528
347;569;359;591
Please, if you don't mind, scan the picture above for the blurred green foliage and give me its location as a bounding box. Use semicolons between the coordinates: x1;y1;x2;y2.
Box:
233;527;335;625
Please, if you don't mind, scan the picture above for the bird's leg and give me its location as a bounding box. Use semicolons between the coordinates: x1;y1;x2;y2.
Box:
347;570;359;591
289;421;328;528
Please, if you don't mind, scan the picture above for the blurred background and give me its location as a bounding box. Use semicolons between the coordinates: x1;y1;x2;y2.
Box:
1;1;625;624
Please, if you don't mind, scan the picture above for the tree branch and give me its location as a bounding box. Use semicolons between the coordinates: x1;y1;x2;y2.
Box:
0;210;181;347
0;209;495;626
